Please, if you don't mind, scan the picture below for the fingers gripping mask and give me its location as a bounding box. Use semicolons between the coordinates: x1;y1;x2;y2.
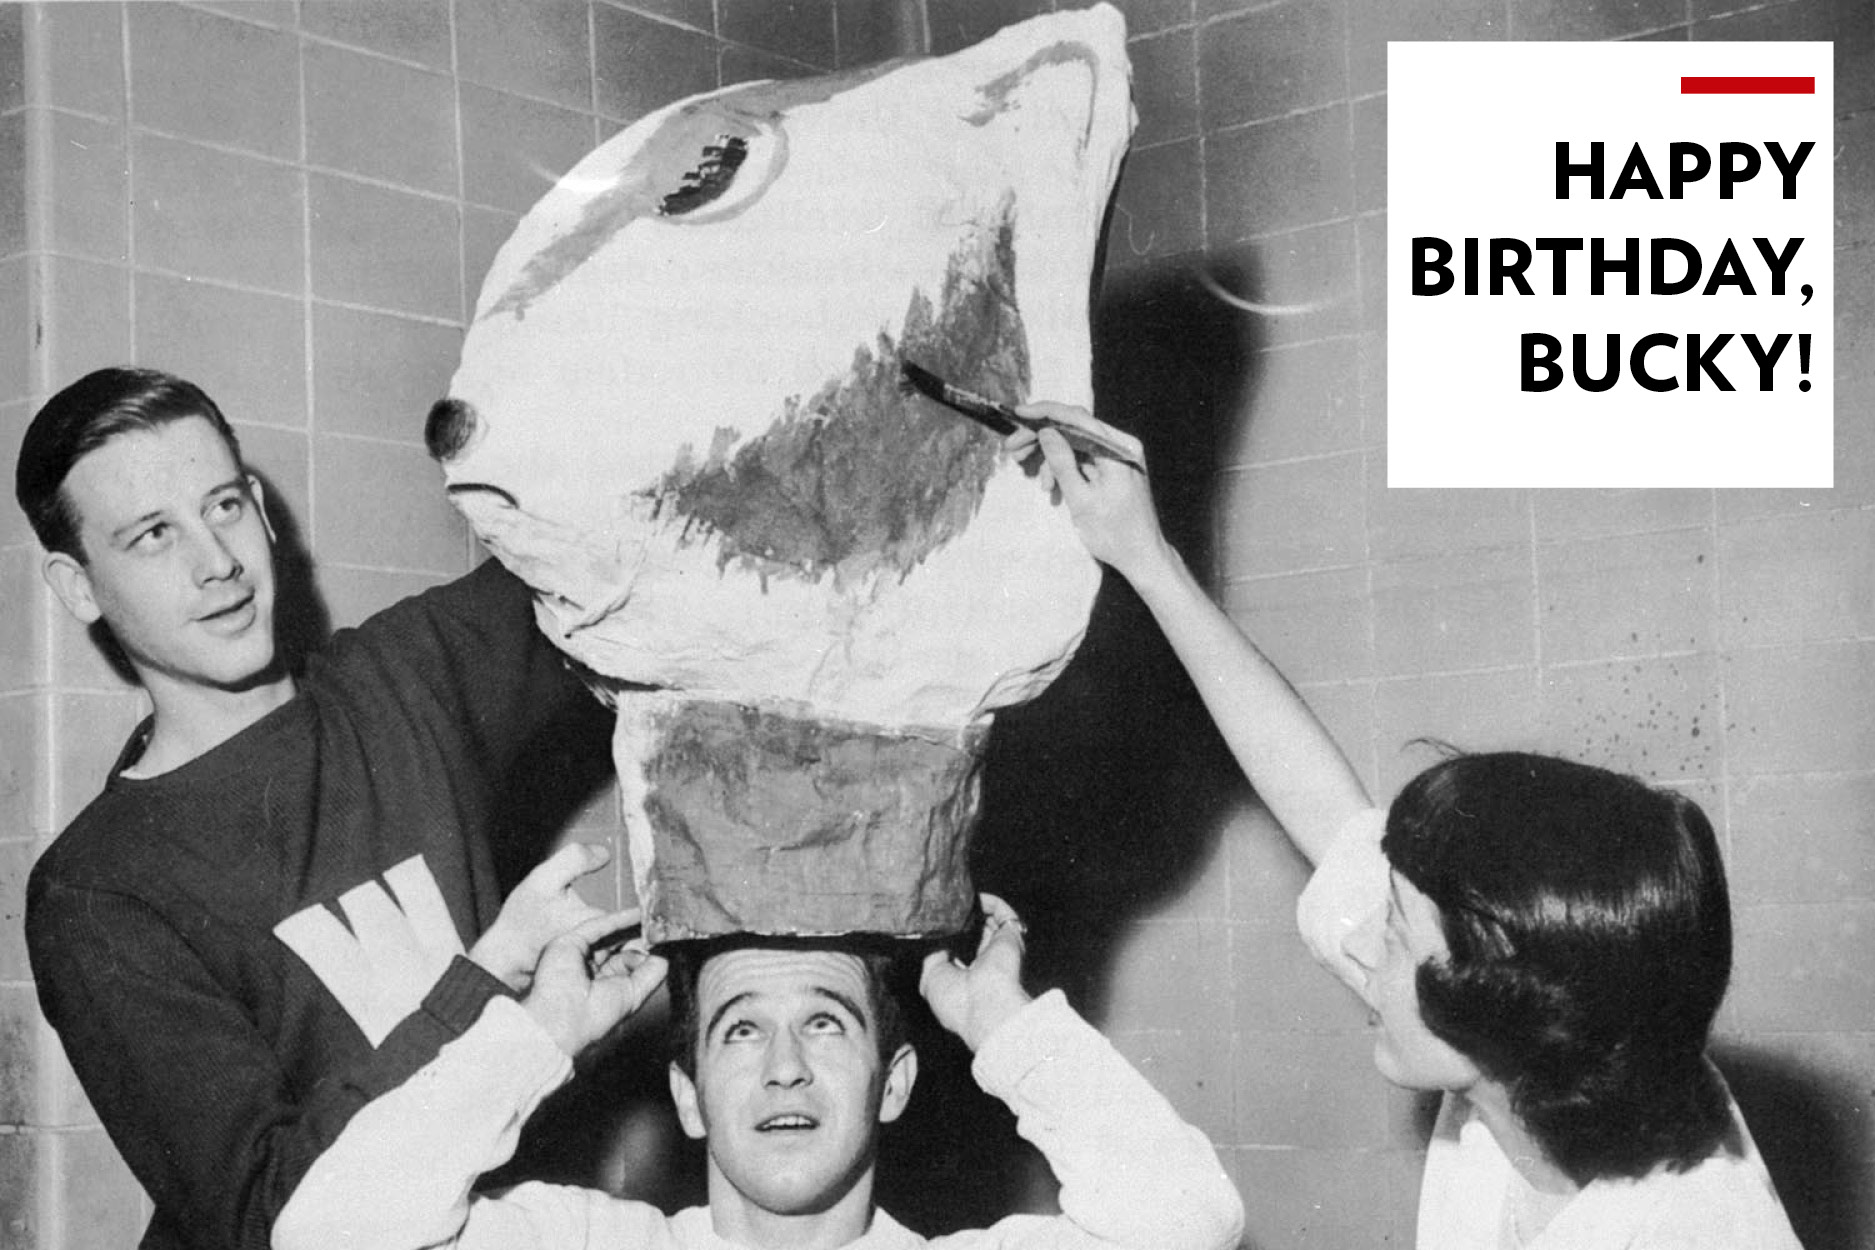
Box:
430;7;1134;941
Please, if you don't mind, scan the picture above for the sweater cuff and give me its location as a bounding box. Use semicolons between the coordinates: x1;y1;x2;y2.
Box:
970;989;1085;1095
423;955;513;1035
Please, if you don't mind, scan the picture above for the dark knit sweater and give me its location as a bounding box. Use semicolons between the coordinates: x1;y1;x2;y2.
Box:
27;560;593;1250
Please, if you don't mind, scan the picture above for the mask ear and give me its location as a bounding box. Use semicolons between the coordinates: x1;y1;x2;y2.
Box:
877;1043;917;1125
669;1062;708;1141
247;474;277;543
43;551;103;626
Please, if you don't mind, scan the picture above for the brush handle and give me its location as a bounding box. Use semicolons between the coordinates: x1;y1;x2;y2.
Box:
1023;413;1145;472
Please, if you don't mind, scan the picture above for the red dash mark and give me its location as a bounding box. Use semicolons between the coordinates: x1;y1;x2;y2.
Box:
1682;76;1815;94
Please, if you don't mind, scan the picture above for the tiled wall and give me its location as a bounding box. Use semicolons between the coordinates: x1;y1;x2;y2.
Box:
2;2;1870;1249
1079;0;1874;1247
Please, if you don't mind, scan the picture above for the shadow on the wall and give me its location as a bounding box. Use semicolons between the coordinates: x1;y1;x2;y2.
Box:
994;245;1270;1011
258;468;330;675
484;687;618;892
1712;1039;1872;1250
875;250;1268;1234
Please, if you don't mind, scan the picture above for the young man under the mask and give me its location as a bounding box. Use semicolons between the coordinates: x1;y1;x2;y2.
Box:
270;892;1245;1250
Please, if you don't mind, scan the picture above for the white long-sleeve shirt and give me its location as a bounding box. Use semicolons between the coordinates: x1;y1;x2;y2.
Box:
1298;810;1803;1250
273;988;1244;1250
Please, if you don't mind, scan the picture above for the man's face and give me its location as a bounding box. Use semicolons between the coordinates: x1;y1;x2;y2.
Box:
1342;871;1482;1092
669;948;915;1228
45;415;278;695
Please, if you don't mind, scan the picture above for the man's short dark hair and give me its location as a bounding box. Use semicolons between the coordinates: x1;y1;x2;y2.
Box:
1381;750;1734;1185
664;935;912;1079
16;367;243;560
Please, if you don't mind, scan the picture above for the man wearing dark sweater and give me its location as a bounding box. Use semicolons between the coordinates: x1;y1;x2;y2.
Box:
17;367;606;1250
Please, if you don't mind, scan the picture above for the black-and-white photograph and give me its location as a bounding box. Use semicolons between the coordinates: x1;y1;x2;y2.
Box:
1;2;1869;1248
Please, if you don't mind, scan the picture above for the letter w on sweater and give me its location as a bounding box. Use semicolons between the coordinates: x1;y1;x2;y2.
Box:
274;857;464;1045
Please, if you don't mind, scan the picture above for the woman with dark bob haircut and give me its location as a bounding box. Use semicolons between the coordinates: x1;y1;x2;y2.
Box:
1385;751;1735;1186
1012;405;1800;1249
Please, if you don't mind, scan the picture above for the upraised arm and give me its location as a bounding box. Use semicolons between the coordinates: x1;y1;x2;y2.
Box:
925;895;1242;1250
1016;405;1370;865
272;914;667;1250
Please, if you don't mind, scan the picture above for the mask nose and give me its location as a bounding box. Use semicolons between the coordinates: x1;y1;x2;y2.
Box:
426;396;479;464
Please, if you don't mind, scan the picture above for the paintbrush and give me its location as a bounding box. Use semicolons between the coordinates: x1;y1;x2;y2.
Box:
898;361;1145;471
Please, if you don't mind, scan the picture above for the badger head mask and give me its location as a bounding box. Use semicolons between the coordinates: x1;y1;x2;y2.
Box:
429;6;1134;941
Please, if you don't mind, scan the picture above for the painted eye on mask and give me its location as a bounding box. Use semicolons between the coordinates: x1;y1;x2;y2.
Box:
658;134;753;217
